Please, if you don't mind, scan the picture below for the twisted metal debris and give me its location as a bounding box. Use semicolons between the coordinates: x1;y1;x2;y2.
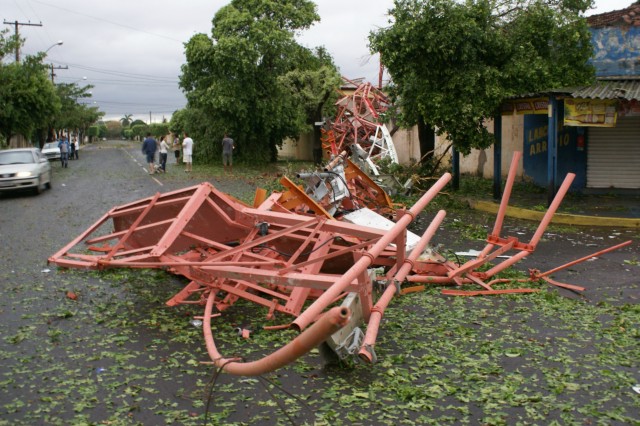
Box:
48;152;631;375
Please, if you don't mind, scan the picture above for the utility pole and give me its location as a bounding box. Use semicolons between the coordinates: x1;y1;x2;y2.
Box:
3;20;43;62
50;64;69;83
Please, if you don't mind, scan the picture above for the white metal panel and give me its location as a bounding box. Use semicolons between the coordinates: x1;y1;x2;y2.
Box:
587;116;640;189
342;207;420;251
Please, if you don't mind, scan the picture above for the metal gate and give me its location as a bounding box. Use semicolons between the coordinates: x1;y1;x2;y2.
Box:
587;115;640;189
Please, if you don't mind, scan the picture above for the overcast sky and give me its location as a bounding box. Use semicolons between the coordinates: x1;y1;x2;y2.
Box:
3;0;634;123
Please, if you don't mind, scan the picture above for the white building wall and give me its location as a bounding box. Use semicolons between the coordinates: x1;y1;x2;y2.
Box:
390;114;523;178
278;132;314;161
281;114;525;180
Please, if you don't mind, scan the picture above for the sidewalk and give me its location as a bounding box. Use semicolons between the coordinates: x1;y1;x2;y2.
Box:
467;191;640;228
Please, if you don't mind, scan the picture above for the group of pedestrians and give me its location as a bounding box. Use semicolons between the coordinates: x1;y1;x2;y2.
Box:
141;132;233;175
142;132;194;175
57;135;80;168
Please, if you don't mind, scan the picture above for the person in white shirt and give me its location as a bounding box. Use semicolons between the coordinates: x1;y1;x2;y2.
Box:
159;136;170;172
73;137;80;160
182;132;194;172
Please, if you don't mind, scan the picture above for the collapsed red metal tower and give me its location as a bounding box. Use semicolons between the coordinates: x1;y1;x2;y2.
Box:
49;152;631;375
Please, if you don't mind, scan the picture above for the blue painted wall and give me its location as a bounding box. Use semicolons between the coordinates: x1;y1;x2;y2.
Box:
523;109;587;190
590;26;640;77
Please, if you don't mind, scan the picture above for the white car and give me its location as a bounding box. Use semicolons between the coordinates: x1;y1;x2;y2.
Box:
41;141;61;161
0;148;52;195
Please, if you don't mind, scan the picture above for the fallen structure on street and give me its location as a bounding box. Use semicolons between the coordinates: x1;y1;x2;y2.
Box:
49;152;631;376
323;79;399;178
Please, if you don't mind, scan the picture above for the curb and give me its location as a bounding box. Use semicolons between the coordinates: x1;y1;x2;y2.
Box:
468;199;640;228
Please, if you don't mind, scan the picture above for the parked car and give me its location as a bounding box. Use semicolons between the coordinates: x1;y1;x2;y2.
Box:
0;148;52;195
41;141;61;161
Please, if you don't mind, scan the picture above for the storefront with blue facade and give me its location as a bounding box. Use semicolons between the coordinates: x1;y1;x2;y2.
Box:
523;109;587;191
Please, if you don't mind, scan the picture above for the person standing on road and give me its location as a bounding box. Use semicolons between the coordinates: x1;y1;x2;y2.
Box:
69;137;76;160
142;133;158;174
172;134;181;164
159;135;169;173
182;132;194;173
221;133;235;174
73;137;80;160
58;135;70;168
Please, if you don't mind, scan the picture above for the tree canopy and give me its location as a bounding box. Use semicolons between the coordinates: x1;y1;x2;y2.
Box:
120;114;133;127
53;82;101;134
370;0;596;154
0;29;102;146
180;0;341;164
0;30;60;144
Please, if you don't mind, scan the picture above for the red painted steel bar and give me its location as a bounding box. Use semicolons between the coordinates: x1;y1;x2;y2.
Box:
479;151;522;258
105;193;161;260
358;210;447;363
528;173;575;248
540;276;585;292
292;173;452;332
536;240;633;278
448;240;515;279
442;288;539;296
490;151;521;239
482;173;575;278
202;290;351;376
48;210;112;268
480;250;531;280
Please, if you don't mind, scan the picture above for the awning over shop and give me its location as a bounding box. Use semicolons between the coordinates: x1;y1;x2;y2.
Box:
495;78;640;203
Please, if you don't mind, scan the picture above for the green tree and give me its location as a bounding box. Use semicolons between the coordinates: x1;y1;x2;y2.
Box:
76;105;104;143
180;0;340;164
120;114;133;127
131;124;148;139
277;46;341;158
52;82;98;139
104;121;124;139
0;30;61;144
87;125;99;142
0;28;18;59
98;124;107;139
370;0;595;154
168;108;187;136
150;123;169;138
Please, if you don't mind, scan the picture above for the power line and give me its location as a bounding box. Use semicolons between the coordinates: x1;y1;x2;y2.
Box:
30;0;184;44
3;19;42;62
56;76;178;87
51;60;180;83
91;99;184;108
49;63;68;83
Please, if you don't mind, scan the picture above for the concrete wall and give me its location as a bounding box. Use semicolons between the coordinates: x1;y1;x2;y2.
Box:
392;114;525;178
281;114;525;180
391;126;421;164
277;132;314;161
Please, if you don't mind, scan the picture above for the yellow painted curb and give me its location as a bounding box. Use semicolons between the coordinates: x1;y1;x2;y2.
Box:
468;199;640;228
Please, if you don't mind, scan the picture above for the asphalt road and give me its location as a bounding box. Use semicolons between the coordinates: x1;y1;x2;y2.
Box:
0;140;262;425
0;140;638;425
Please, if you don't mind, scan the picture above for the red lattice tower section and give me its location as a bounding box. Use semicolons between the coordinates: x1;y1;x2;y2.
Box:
327;78;391;157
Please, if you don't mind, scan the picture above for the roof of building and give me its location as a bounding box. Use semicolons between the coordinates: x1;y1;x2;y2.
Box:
586;2;640;28
505;79;640;102
571;79;640;101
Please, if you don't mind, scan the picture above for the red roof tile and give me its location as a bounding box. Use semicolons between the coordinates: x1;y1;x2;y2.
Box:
587;2;640;28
